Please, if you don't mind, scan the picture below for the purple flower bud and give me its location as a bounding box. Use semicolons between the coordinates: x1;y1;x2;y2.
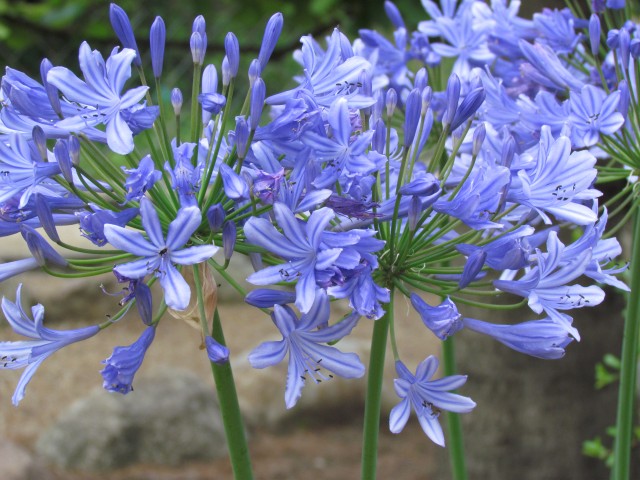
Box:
245;288;296;308
31;126;47;161
150;16;166;78
386;88;397;118
206;204;226;232
421;86;432;114
190;32;206;65
205;336;230;364
458;249;487;289
234;116;250;159
408;195;421;231
34;194;60;243
171;88;183;115
248;59;261;87
384;1;405;29
619;28;630;70
472;124;486;157
411;294;464;341
250;78;266;130
500;134;516;169
225;32;240;79
442;74;461;128
414;68;428;91
39;58;61;116
372;118;386;154
403;88;421;148
450;86;485;131
219;163;249;200
54;139;74;183
223;220;237;262
109;4;141;66
259;12;284;71
192;15;206;36
399;173;441;197
222;56;232;87
202;65;218;94
20;224;67;267
589;14;601;57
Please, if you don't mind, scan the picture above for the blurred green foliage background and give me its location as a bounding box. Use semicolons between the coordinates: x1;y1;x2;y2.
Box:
0;0;562;100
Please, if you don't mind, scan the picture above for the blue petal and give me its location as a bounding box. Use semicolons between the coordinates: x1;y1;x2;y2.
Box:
103;224;156;257
166;206;201;250
140;197;164;247
248;340;288;368
159;263;191;310
170;245;218;265
389;398;411;434
106;111;135;154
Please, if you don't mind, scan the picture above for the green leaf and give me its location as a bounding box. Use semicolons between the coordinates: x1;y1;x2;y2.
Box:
603;353;621;369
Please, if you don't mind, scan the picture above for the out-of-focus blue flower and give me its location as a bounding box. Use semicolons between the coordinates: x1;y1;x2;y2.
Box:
569;85;624;147
248;290;364;408
389;356;475;446
101;326;155;394
0;285;99;404
103;197;218;310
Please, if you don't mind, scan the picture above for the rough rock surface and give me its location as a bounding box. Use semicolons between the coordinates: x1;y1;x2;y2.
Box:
35;369;227;471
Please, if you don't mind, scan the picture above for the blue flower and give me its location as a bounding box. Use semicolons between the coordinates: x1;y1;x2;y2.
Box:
122;154;162;202
248;290;364;408
411;294;464;340
101;326;155;394
389;356;475;446
47;42;155;154
569;85;625;147
0;285;99;404
103;197;218;310
462;317;573;360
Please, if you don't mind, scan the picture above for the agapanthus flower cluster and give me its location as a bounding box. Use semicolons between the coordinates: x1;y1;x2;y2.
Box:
0;1;628;452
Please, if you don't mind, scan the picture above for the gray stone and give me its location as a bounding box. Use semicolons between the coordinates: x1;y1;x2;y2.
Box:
0;440;53;480
35;368;227;471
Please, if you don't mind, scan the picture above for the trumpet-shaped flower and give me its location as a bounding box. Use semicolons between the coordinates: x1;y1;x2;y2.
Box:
389;356;475;446
101;326;155;394
248;290;364;408
103;197;218;310
0;285;99;405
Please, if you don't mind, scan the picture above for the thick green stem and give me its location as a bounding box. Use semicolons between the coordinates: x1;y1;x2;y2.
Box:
361;290;393;480
210;309;254;480
442;337;468;480
192;267;254;480
611;211;640;480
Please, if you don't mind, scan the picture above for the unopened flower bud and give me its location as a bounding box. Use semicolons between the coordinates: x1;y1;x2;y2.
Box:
222;56;232;87
443;73;461;128
248;59;261;87
171;88;183;115
225;32;240;79
384;1;405;29
259;13;283;70
190;32;205;65
150;16;166;78
472;123;486;157
32;126;47;161
414;68;428;91
205;336;230;364
54;139;74;183
386;88;397;118
245;288;296;308
234;116;249;159
68;136;80;166
223;220;237;263
421;86;432;115
403;88;421;148
206;204;226;232
109;3;141;66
